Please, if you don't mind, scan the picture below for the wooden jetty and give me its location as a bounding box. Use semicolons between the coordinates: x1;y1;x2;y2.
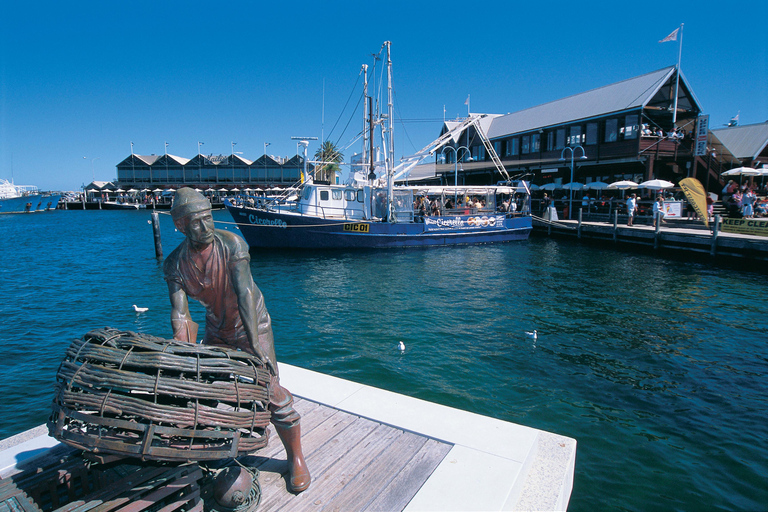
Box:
1;364;576;511
533;214;768;263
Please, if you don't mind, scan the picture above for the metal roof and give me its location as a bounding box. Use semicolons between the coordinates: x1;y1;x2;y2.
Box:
487;66;692;138
711;122;768;160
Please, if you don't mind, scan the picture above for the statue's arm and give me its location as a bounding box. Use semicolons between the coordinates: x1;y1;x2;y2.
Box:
231;258;275;372
167;280;197;342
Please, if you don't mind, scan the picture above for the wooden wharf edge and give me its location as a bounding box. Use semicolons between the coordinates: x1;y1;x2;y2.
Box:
533;217;768;262
1;364;577;511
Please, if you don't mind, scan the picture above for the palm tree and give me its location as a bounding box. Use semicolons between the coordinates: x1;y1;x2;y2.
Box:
313;141;344;183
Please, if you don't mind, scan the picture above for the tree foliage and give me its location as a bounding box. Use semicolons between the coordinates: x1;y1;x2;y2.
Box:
313;141;343;182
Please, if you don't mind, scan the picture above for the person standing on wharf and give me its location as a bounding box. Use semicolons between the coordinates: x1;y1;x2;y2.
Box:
163;187;311;493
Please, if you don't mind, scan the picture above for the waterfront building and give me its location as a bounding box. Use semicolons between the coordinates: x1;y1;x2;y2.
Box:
711;121;768;170
435;66;739;193
114;152;311;191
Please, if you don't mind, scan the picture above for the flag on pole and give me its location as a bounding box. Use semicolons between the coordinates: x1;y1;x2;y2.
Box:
464;95;469;106
659;28;679;43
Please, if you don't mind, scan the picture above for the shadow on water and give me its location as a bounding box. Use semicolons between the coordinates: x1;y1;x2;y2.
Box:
1;211;767;511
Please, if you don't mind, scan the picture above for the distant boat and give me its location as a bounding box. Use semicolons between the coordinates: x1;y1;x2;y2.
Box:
225;42;532;249
102;201;146;210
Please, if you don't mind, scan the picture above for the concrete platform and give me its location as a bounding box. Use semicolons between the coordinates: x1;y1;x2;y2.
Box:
0;364;576;511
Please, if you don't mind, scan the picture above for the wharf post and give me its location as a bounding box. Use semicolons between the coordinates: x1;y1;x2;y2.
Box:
613;210;619;242
711;215;721;256
654;215;661;249
151;211;163;259
578;209;582;239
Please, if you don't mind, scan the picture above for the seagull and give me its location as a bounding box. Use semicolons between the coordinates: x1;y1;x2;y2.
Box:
525;330;538;340
398;341;405;352
133;304;149;313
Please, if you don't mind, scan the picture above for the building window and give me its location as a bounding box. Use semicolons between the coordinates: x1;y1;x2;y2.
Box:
493;141;501;156
547;132;554;151
605;119;618;142
556;129;566;150
472;145;485;161
531;133;540;152
510;138;519;156
521;135;530;154
568;126;582;146
586;123;598;145
622;115;639;139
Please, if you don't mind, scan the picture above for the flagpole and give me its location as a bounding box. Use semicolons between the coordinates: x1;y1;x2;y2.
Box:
673;23;684;125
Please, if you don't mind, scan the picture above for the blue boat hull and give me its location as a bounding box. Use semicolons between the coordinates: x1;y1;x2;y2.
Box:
0;194;43;213
226;203;532;249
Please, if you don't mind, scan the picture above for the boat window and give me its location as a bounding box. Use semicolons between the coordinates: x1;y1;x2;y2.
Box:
303;187;311;200
332;189;342;200
357;190;364;202
345;190;356;201
320;190;329;201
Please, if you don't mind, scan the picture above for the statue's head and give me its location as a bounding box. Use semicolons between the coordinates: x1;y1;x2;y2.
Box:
171;188;214;247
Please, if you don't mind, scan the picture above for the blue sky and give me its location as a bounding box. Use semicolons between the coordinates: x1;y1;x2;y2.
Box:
1;0;766;191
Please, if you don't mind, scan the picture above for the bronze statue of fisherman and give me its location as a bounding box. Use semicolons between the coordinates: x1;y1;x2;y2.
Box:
163;188;311;493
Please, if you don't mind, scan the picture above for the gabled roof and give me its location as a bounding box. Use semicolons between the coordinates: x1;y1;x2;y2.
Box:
153;154;191;166
487;66;700;138
711;122;768;160
228;154;254;166
116;154;162;167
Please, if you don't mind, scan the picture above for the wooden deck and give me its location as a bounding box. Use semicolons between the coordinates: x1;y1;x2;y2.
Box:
235;397;453;511
0;397;453;512
1;365;576;511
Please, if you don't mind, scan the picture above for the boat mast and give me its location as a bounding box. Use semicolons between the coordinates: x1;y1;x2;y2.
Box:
385;41;394;222
362;64;368;175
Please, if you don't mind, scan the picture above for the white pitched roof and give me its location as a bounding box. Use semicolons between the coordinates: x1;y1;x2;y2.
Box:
487;66;692;138
711;122;768;160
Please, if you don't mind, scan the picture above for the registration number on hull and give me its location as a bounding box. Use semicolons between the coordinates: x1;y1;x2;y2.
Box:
343;223;370;233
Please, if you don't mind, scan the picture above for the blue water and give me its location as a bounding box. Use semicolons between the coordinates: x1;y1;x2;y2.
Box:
1;209;766;511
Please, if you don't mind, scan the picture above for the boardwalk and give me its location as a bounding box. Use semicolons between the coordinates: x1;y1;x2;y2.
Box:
533;216;768;262
1;365;576;511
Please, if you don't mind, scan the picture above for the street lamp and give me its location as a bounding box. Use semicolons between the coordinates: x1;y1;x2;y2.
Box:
440;145;471;204
560;145;587;219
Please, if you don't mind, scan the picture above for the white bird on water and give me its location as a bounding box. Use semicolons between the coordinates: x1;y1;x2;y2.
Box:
398;341;405;352
133;304;149;313
525;330;538;340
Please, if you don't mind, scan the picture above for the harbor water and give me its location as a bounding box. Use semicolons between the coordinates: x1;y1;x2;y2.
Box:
1;209;766;511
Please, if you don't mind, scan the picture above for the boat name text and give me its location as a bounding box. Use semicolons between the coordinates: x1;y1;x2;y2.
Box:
248;214;287;228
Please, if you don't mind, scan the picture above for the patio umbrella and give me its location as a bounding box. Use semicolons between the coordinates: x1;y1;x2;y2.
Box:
607;180;638;189
721;167;758;176
152;188;163;193
586;181;610;190
639;179;675;190
527;184;540;190
115;188;125;192
562;182;584;190
231;188;240;192
541;183;560;191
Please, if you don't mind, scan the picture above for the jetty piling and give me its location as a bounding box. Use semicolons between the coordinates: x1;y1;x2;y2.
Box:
151;211;163;259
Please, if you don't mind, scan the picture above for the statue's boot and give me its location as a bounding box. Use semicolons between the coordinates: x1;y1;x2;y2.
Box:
275;423;311;492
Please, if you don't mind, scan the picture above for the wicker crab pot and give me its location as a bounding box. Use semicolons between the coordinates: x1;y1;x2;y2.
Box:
49;328;272;462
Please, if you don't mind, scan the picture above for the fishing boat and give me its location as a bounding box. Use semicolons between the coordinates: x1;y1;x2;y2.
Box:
224;42;532;249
